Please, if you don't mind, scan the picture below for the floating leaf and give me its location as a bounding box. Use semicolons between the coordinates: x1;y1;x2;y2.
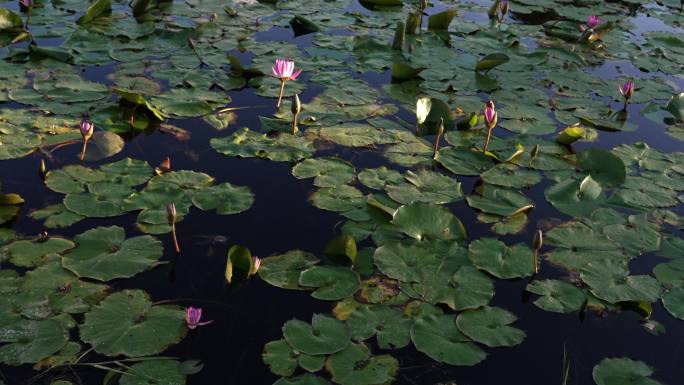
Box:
62;226;163;282
456;306;525;347
526;280;587;313
299;266;360;300
326;343;398;385
79;290;186;357
282;314;350;356
592;357;663;385
475;53;510;73
259;250;319;290
0;319;68;366
468;238;534;279
410;314;486;366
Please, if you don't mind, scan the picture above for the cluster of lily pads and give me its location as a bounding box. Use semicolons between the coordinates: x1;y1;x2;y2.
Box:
0;0;683;384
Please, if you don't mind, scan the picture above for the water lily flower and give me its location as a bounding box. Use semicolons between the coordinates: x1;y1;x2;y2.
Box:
291;94;301;135
586;15;600;29
483;100;497;153
619;80;635;107
167;202;180;253
19;0;31;9
416;97;431;126
79;119;94;161
500;0;509;18
272;59;302;109
251;256;262;275
185;307;213;330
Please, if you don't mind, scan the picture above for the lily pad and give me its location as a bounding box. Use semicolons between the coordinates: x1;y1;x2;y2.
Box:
282;314;350;356
456;306;525;347
410;314;486;366
79;290;186;357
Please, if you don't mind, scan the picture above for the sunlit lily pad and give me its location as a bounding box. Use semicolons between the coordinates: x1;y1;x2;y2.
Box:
468;238;534;279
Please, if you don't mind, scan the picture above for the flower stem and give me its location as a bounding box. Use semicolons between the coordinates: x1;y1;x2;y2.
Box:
276;80;286;109
291;112;299;135
80;139;88;161
25;6;32;31
533;249;539;274
171;223;180;253
433;128;443;160
483;126;494;153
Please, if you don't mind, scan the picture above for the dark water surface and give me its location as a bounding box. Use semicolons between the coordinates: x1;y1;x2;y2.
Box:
1;0;684;384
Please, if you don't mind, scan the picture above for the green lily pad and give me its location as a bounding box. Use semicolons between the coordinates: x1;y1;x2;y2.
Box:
299;266;360;300
120;360;187;385
456;306;525;347
259;250;319;290
391;202;466;242
282;314;350;356
79;290;186;357
593;357;662;385
326;343;398;385
526;279;587;313
1;237;74;268
62;226;163;282
386;170;463;205
410;314;486;366
346;304;412;349
468;238;534;279
211;128;315;162
577;148;627;187
581;260;662;304
662;287;684;320
0;319;68;366
292;158;356;188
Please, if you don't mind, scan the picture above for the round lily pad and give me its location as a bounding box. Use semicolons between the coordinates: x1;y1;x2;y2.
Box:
456;306;525;347
282;314;350;356
468;238;534;279
79;290;186;357
581;260;662;304
346;305;412;349
120;360;187;385
326;343;398;385
662;287;684;320
62;226;163;281
391;202;466;242
292;157;356;187
299;266;360;300
592;357;662;385
410;314;486;366
526;279;587;313
1;237;74;268
0;319;68;366
258;250;319;290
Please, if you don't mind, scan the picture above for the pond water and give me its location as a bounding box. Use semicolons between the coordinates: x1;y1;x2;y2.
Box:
1;1;683;385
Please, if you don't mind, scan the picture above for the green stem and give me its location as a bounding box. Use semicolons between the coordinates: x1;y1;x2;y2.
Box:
276;80;286;109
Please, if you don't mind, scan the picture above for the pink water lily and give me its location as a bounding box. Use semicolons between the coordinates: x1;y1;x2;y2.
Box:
483;100;498;153
272;59;302;109
251;256;262;275
586;15;600;29
619;80;635;102
185;307;213;330
272;59;302;81
78;119;94;161
484;100;497;128
19;0;31;8
80;119;94;140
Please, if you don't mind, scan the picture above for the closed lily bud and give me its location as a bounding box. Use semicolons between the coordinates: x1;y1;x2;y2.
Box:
586;15;600;29
533;229;543;250
19;0;31;9
291;94;301;115
484;100;497;130
167;202;177;224
185;307;213;330
79;119;94;140
619;80;635;102
433;118;444;160
39;159;46;175
501;0;509;17
530;144;540;159
420;0;428;10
